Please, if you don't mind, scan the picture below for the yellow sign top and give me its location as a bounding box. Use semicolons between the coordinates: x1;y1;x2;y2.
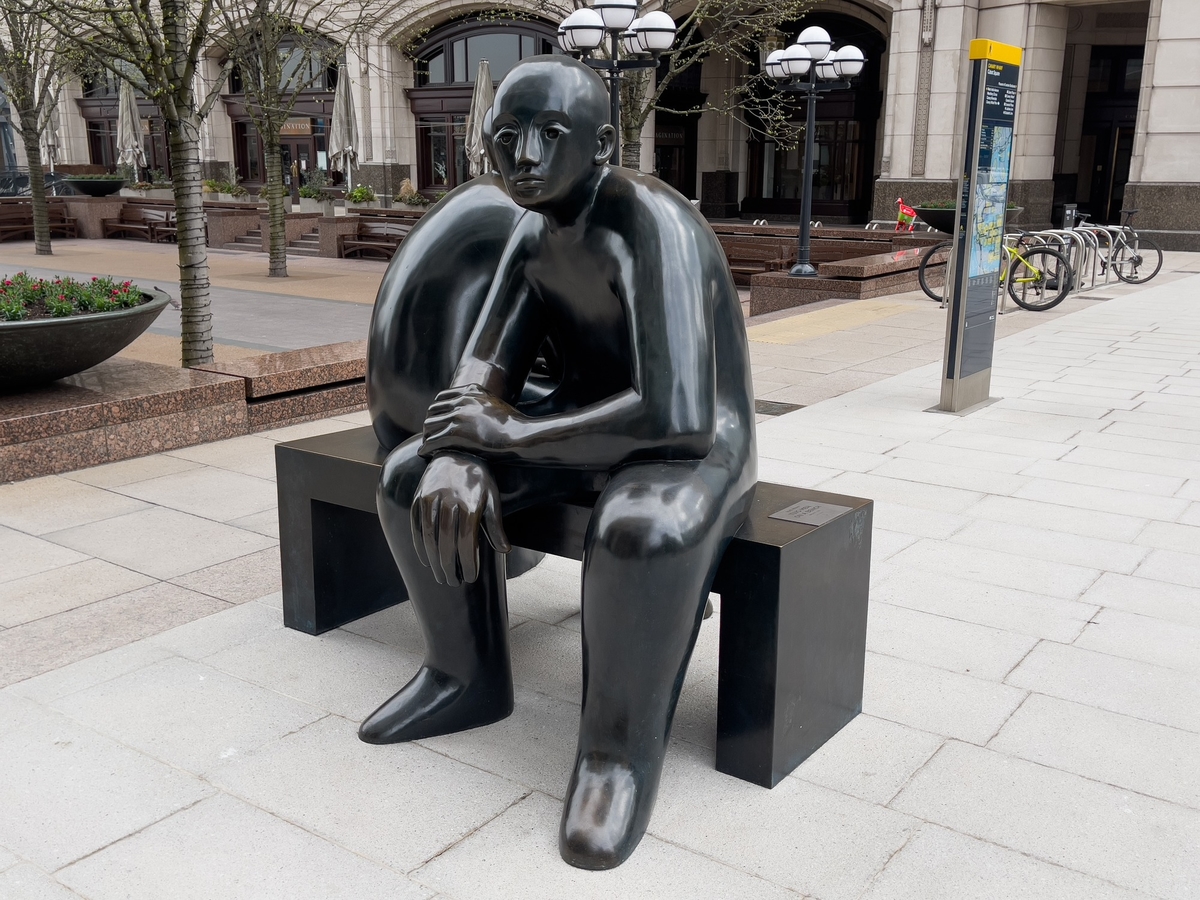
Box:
969;39;1022;67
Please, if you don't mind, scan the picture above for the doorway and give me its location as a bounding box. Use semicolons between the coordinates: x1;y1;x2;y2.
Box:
653;112;697;199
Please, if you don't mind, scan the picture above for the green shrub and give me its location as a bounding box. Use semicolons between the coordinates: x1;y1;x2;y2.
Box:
298;185;323;199
0;273;145;320
346;184;377;203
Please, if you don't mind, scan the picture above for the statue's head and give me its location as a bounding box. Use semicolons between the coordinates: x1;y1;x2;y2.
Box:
484;56;615;213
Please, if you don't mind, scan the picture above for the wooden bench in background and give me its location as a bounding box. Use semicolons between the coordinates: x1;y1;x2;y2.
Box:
276;425;873;789
0;201;78;242
338;219;412;259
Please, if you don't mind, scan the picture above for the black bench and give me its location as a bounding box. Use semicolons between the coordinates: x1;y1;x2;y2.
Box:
276;425;872;789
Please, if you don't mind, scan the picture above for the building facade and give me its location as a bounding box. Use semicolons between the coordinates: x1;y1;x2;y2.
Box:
23;0;1200;247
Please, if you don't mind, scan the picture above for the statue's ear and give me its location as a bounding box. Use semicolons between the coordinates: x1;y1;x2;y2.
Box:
595;123;615;165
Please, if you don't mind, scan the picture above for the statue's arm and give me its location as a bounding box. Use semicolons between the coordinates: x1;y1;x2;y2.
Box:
426;221;718;468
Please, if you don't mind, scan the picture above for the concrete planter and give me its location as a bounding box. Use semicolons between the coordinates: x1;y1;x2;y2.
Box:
297;198;332;214
346;200;378;210
0;289;171;393
66;178;125;198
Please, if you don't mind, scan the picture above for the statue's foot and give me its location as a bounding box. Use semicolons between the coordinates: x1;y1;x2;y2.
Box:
558;752;655;869
358;666;512;744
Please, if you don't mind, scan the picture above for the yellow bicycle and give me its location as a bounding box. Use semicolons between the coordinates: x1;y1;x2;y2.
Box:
918;232;1074;310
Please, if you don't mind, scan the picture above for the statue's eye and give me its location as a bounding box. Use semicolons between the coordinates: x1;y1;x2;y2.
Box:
496;130;517;146
544;126;562;140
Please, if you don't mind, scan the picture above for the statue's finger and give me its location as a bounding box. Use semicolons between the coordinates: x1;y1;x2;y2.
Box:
481;485;511;553
439;502;461;588
457;503;480;584
411;495;431;569
424;495;445;584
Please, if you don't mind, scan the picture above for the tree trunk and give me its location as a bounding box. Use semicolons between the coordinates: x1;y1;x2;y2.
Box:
167;112;214;366
18;120;51;255
262;136;287;278
621;138;642;170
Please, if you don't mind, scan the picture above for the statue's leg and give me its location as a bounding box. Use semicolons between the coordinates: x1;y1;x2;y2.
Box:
362;437;589;744
559;458;749;869
360;436;513;744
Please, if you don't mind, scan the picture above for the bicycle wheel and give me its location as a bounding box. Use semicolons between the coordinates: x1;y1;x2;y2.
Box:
918;240;953;302
1007;246;1073;311
1112;234;1163;284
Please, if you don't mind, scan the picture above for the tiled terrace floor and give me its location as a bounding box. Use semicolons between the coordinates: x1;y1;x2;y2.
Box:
1;259;1199;898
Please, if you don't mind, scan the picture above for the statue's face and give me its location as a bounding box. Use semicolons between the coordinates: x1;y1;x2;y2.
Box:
487;60;612;213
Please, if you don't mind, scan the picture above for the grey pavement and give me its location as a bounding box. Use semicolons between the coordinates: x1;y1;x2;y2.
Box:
1;259;1200;897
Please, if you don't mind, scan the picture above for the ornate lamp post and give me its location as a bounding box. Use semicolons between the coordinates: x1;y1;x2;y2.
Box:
558;3;678;162
765;26;866;276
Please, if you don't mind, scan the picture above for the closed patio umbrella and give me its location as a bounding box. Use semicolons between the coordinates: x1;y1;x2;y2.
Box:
329;69;358;190
39;104;59;175
116;79;146;174
464;59;494;178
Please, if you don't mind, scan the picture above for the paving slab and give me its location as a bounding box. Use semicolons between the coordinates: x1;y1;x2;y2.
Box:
0;707;212;871
52;656;327;774
891;741;1200;900
209;715;527;873
989;693;1200;809
413;792;802;900
861;824;1155;900
55;794;429;900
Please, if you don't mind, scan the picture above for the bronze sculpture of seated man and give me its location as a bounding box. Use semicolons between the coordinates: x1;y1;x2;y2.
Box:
361;55;757;869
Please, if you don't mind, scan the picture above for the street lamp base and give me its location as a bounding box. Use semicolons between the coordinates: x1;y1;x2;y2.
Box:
788;262;818;277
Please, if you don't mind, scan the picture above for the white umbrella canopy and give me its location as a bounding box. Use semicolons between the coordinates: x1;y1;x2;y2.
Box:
328;69;358;189
465;59;494;178
116;79;146;171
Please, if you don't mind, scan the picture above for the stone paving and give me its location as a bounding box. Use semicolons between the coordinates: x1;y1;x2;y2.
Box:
1;246;1200;898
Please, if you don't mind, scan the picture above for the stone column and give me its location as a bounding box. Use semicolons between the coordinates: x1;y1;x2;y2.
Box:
1125;0;1200;249
1009;2;1069;227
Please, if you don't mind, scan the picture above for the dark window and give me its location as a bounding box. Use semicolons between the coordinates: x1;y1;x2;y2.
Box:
415;22;557;87
1123;57;1143;93
468;33;521;81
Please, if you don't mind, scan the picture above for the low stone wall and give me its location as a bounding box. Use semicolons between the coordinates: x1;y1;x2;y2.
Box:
1;341;368;482
318;216;360;257
60;197;126;240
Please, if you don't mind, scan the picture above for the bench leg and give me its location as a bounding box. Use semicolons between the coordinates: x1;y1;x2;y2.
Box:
714;505;872;787
277;443;409;634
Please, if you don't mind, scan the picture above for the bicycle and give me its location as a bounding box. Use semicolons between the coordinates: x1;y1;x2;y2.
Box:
1074;209;1163;285
917;232;1074;311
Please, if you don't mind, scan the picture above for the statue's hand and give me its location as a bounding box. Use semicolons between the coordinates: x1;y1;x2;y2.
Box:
411;452;511;586
420;384;524;459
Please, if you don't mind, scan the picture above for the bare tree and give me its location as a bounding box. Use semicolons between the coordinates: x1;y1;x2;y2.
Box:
617;0;814;168
0;1;68;255
32;0;229;366
211;0;366;277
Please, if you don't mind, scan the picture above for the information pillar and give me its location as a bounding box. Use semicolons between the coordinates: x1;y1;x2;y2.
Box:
940;39;1022;413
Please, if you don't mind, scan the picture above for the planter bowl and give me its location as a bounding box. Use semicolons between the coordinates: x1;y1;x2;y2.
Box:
913;207;956;234
66;178;126;198
0;289;171;393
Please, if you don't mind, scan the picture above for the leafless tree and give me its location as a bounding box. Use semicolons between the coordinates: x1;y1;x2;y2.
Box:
618;0;814;168
0;1;69;254
30;0;229;365
211;0;368;277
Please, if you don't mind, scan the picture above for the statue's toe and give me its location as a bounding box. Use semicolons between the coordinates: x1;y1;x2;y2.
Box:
559;753;647;869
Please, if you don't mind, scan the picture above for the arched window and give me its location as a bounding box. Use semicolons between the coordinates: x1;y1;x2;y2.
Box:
407;16;558;193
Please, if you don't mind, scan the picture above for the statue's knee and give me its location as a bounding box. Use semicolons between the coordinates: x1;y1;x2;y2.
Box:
378;442;426;512
590;485;709;561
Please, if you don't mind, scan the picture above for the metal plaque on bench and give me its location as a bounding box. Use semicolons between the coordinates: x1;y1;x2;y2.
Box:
769;499;853;527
